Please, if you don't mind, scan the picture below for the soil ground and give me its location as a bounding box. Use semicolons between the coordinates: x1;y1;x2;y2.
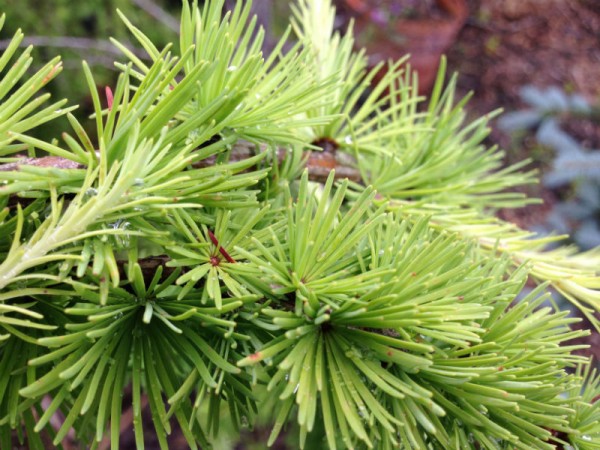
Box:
449;0;600;114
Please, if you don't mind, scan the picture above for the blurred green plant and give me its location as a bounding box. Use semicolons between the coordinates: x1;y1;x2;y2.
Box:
0;1;599;449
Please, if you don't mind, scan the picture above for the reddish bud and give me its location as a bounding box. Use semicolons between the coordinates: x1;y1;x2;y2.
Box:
105;86;114;111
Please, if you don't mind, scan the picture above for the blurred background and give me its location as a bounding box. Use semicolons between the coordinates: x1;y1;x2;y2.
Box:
1;0;599;448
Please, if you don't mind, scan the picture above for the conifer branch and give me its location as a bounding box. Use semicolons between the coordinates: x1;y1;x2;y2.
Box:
1;1;599;448
1;141;361;184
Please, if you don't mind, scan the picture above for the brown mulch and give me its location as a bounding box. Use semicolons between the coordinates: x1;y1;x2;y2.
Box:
448;0;600;119
561;115;600;150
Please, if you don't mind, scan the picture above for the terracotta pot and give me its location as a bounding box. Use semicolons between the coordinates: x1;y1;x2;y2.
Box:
342;0;468;94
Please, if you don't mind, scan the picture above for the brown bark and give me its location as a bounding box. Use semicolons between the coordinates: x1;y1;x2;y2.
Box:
0;143;361;182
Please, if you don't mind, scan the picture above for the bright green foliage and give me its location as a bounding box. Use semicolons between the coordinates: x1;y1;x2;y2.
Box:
0;1;599;449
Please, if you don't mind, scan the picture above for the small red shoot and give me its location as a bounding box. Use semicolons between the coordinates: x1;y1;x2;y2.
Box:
207;229;236;263
105;86;114;111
